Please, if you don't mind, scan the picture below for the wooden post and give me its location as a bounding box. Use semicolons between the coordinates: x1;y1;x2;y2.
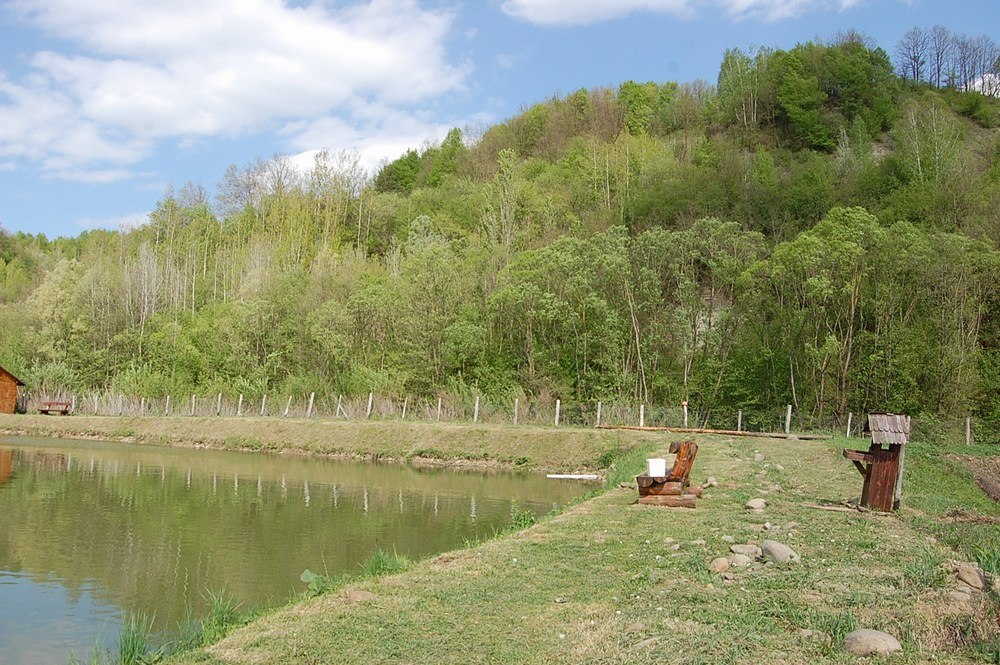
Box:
737;409;743;432
893;445;907;509
683;403;689;428
71;395;76;415
785;404;792;434
366;392;374;419
846;412;853;438
140;397;146;417
555;399;561;427
966;417;972;445
216;393;223;416
596;401;602;428
190;394;195;417
513;398;519;425
436;396;442;422
402;396;409;420
335;395;343;418
237;394;244;417
284;396;292;418
639;404;645;428
94;393;99;415
260;394;267;416
474;396;480;423
307;392;315;418
165;395;170;417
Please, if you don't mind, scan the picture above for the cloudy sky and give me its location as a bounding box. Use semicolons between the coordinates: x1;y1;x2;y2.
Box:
1;0;998;237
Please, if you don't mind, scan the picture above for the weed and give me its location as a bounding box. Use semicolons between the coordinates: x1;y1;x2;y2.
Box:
509;501;537;529
360;549;411;577
300;569;339;598
198;588;243;645
117;611;159;664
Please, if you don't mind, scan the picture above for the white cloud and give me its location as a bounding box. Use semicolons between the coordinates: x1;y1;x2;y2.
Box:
500;0;865;25
0;0;468;177
75;211;150;231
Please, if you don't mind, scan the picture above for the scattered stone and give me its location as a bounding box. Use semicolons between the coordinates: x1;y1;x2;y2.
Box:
761;540;800;564
954;581;977;595
773;464;785;471
730;544;762;558
705;476;718;487
797;628;818;638
664;538;675;545
946;590;973;605
745;498;767;511
842;629;902;657
633;637;661;650
729;554;753;567
709;557;731;573
624;622;645;634
670;543;681;551
554;597;566;604
785;521;799;530
619;483;634;490
722;535;735;543
347;590;376;603
690;539;706;546
754;453;766;462
956;564;985;591
763;522;773;531
721;572;736;582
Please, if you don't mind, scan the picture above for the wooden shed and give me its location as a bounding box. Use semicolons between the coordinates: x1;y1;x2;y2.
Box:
0;365;25;414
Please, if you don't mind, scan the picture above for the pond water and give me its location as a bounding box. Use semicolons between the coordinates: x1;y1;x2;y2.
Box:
0;436;587;664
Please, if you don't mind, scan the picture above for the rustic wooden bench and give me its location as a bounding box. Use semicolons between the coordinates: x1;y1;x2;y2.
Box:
636;440;702;508
38;401;71;416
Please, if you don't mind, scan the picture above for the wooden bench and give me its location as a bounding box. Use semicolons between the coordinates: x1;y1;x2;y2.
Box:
636;440;702;508
38;401;71;416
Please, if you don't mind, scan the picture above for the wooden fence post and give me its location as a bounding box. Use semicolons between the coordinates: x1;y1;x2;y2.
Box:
216;393;223;417
307;392;315;418
165;395;170;417
140;397;146;417
966;417;972;445
474;396;480;423
71;395;76;415
402;396;408;420
513;398;519;425
260;394;267;417
284;396;292;418
555;399;561;427
366;392;374;419
846;412;853;438
737;409;743;432
436;396;442;422
683;402;688;428
785;404;793;435
237;394;244;417
639;404;645;428
596;401;602;428
190;394;195;417
335;395;343;418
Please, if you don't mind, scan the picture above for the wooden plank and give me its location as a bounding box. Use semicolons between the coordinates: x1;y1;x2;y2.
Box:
843;449;874;463
638;494;697;508
638;481;685;497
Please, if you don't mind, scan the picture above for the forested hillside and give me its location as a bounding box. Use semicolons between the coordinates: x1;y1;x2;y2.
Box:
2;28;1000;428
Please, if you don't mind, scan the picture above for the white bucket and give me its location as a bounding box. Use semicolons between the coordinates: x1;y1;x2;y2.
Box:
646;458;667;477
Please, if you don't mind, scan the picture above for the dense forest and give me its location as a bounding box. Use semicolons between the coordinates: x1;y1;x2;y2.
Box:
2;27;1000;429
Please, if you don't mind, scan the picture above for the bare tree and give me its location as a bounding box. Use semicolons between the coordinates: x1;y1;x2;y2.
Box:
930;25;952;87
896;27;930;82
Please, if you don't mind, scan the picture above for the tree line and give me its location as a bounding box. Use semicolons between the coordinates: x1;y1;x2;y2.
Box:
2;31;999;428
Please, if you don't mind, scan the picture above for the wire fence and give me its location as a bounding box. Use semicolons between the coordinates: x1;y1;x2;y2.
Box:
14;389;997;446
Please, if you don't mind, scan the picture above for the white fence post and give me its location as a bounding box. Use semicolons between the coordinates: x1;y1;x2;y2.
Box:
555;399;561;427
596;401;602;428
474;396;480;424
307;392;315;418
785;404;792;435
639;404;645;428
737;409;743;432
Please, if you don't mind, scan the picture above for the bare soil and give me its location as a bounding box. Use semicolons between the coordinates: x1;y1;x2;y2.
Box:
953;454;1000;503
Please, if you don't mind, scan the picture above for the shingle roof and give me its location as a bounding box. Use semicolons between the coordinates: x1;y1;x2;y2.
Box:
866;413;910;445
0;365;25;386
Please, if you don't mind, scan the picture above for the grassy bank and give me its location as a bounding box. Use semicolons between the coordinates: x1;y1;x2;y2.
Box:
0;414;657;473
163;432;999;664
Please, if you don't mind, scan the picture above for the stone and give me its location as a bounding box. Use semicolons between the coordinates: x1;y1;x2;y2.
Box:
709;557;731;573
633;637;661;650
722;535;735;543
761;540;800;564
554;597;566;603
956;564;985;591
690;539;706;546
347;590;376;603
705;476;718;487
954;581;977;595
754;453;765;462
745;498;767;510
993;578;1000;594
624;622;645;634
670;543;681;551
730;544;762;558
946;590;973;605
729;554;753;567
842;629;902;656
787;434;799;441
774;464;785;471
785;521;798;530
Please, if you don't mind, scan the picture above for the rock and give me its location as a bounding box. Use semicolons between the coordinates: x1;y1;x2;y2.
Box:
347;590;376;603
705;476;718;487
761;540;800;564
774;464;785;471
785;521;798;530
729;554;753;567
633;637;661;650
722;535;735;543
993;578;1000;594
670;543;681;551
709;557;731;573
842;629;902;656
745;498;767;510
624;622;645;634
721;572;735;582
554;597;566;604
754;453;765;462
729;545;761;559
619;482;634;490
956;564;985;591
730;544;762;558
946;590;973;605
690;539;706;546
787;434;799;441
954;581;977;595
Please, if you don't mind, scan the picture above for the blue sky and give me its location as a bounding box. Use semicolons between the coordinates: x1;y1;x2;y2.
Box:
1;0;998;238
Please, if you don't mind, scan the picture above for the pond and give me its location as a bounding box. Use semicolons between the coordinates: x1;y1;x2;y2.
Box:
0;436;588;664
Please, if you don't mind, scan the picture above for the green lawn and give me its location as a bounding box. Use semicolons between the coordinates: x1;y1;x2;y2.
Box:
168;433;1000;664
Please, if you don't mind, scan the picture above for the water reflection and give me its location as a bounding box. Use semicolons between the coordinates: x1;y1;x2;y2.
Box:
0;436;585;665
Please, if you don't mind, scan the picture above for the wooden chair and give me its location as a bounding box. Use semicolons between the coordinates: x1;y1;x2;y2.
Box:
38;401;71;416
636;441;701;508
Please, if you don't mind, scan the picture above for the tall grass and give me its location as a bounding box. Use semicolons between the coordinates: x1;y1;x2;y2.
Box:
360;549;411;577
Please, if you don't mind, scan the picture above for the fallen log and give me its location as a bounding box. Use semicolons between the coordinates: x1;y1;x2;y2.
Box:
596;425;830;440
638;494;697;508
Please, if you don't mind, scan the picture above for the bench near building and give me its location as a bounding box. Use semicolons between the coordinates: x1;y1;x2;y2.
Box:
0;365;25;415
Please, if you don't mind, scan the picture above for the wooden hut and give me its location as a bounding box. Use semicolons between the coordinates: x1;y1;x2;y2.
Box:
0;365;25;414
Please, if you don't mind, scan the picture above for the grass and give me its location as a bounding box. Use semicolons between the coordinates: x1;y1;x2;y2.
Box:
162;432;1000;664
0;414;655;473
